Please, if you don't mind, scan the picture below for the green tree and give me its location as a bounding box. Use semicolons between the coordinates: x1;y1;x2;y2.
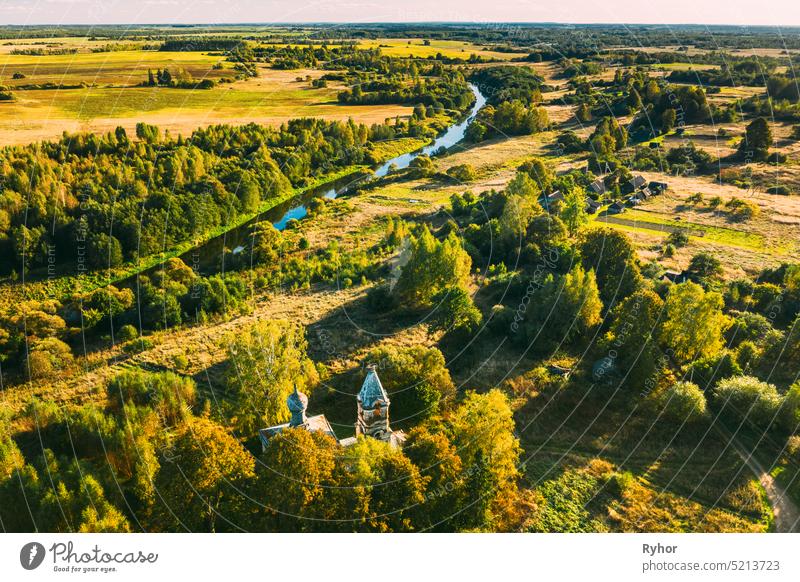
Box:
660;282;731;364
225;320;319;435
396;227;472;307
429;286;482;335
580;228;643;309
687;252;723;283
560;186;589;236
661;108;677;133
605;288;665;388
739;117;772;162
366;345;456;422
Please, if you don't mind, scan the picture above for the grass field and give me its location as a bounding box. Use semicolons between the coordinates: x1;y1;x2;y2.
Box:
0;63;414;144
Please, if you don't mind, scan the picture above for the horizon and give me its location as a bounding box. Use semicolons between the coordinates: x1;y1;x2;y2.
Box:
0;0;798;28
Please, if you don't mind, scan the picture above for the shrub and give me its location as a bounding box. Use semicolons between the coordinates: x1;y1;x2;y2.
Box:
655;381;707;424
28;338;74;379
666;229;689;248
713;375;783;428
782;382;800;433
446;163;477;182
118;324;139;342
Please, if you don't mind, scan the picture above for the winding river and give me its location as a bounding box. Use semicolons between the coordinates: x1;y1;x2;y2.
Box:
183;83;486;272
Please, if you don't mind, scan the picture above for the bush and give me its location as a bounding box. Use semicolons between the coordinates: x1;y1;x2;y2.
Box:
713;375;783;428
446;163;477;182
782;382;800;433
687;350;742;390
28;338;74;379
666;229;689;248
118;324;139;342
655;381;707;424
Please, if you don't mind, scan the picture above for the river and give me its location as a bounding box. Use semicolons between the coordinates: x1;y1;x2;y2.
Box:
181;83;486;273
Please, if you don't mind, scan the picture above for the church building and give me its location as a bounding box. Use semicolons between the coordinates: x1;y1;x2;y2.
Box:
259;364;405;450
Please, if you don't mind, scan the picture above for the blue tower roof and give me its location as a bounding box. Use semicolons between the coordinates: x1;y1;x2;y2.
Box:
358;366;389;408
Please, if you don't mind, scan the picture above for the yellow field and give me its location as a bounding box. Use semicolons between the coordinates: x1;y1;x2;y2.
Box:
356;38;528;60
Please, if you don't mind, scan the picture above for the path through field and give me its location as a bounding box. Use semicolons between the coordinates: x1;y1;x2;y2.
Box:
717;424;800;532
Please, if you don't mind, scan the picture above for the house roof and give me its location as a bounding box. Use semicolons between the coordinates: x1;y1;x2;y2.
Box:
589;179;606;193
259;413;337;449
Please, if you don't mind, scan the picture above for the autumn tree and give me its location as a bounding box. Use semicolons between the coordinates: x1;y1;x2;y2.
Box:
255;428;338;531
449;390;521;530
154;416;255;532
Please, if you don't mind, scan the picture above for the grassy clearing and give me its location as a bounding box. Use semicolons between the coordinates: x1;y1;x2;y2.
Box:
596;208;766;249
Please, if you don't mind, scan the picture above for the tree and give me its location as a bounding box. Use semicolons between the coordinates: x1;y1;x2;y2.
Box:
739;117;772;162
366;345;456;422
429;286;482;335
782;381;800;433
527;264;603;345
332;437;425;532
449;390;521;530
255;428;338;531
499;194;537;244
505;171;542;203
576;102;592;122
446;163;477;182
605;288;665;388
655;381;707;424
579;228;643;309
660;282;731;364
661;108;677;133
560;186;589;236
154;416;255;532
404;426;464;530
225;320;319;435
687;252;723;283
396;227;472;307
713;376;782;428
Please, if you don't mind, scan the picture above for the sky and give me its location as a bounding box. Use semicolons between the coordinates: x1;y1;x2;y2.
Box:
0;0;799;27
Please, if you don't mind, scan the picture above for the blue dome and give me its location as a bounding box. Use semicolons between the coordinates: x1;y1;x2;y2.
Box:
287;386;308;412
359;366;389;408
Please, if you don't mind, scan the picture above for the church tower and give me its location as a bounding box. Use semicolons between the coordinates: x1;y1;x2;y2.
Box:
287;385;308;427
356;364;392;440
